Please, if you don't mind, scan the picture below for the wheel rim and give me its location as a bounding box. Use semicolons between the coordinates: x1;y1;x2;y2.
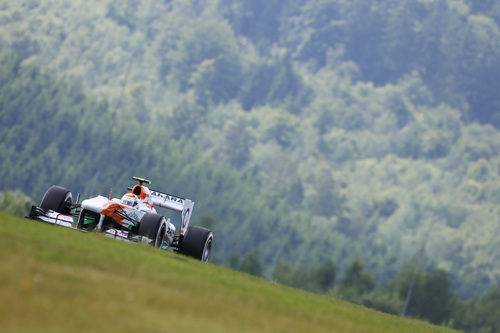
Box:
155;222;167;248
202;235;213;262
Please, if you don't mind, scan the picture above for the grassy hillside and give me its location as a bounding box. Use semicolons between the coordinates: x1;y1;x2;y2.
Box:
0;211;455;333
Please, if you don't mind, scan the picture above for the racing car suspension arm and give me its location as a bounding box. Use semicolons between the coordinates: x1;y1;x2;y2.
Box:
112;208;139;227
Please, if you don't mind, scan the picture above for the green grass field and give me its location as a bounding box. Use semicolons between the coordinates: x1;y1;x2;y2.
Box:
0;211;456;333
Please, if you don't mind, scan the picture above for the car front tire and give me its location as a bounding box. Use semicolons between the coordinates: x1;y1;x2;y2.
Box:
138;213;167;248
40;185;72;215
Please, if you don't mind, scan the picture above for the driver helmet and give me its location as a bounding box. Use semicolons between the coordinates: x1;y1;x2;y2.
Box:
121;193;138;207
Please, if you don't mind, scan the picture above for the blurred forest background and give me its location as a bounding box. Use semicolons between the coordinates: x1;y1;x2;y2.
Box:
1;0;500;330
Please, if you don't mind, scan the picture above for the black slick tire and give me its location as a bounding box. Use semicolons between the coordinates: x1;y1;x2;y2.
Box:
138;213;167;248
40;185;72;215
180;226;213;262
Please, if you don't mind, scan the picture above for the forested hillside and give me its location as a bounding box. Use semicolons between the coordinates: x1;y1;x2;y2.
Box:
1;0;500;306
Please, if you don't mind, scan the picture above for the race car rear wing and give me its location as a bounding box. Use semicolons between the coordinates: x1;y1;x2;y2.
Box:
150;190;194;235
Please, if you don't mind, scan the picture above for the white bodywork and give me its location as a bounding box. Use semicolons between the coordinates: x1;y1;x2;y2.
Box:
80;195;108;214
78;187;193;244
36;210;74;228
149;190;194;235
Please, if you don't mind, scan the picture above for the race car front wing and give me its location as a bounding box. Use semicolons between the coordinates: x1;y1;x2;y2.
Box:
27;205;169;248
27;205;75;228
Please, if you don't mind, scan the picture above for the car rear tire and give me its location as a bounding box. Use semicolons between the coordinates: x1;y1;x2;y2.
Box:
40;185;72;215
138;213;167;248
180;226;213;262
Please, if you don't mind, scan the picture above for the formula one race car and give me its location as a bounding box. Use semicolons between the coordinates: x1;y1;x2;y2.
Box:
27;177;213;262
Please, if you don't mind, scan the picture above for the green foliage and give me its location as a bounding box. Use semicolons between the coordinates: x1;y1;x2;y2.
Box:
389;266;454;325
223;117;252;168
164;18;242;103
310;259;337;292
237;52;309;112
335;259;376;302
0;190;32;217
472;288;500;333
279;0;500;126
199;214;215;231
273;255;500;332
360;291;403;316
272;260;299;287
239;249;264;277
309;169;346;219
218;0;293;47
272;259;336;293
451;287;500;333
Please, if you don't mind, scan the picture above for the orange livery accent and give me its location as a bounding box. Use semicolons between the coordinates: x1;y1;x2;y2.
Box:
101;201;127;226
